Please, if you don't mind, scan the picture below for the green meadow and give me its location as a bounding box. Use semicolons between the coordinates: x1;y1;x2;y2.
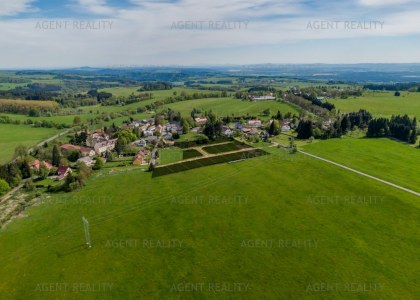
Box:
161;97;299;119
330;91;420;119
303;137;420;193
0;124;60;163
0;147;418;299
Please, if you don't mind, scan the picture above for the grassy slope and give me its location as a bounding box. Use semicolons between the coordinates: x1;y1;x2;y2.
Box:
161;98;299;120
0;124;60;163
0;147;418;299
303;137;420;193
330;91;420;119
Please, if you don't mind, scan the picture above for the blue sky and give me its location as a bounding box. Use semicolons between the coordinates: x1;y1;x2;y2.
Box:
0;0;420;68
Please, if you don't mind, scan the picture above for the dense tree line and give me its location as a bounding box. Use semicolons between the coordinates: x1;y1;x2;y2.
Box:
363;83;420;92
296;120;314;139
203;111;223;140
367;115;417;143
139;82;173;91
346;109;372;129
0;99;59;115
284;94;330;117
301;93;335;111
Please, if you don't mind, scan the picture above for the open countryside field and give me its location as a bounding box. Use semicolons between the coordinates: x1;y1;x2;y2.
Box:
161;98;300;119
100;87;217;98
0;147;418;299
303;137;420;193
0;124;60;163
330;91;420;119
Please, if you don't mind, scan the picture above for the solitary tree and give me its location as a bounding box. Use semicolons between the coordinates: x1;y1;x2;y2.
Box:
14;145;27;159
73;116;82;125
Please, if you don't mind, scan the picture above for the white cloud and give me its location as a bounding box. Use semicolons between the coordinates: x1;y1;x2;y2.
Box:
0;0;37;16
74;0;115;15
0;0;420;67
358;0;412;6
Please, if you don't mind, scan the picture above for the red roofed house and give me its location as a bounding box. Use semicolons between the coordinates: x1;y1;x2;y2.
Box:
247;120;262;128
133;153;147;166
79;146;96;157
29;160;53;172
57;166;72;180
60;144;80;152
195;117;208;125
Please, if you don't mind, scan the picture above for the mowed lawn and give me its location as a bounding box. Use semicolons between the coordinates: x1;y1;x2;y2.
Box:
0;124;60;163
330;91;420;119
161;97;300;119
0;147;418;299
303;137;420;193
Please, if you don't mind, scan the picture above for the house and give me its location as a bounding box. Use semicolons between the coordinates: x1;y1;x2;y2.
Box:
251;95;276;101
77;156;95;167
191;127;202;133
163;140;175;146
133;153;147;166
155;124;163;133
135;139;147;148
143;130;154;137
224;129;234;137
235;123;243;130
281;125;291;132
60;144;80;152
131;121;143;127
29;160;53;172
144;136;158;143
163;133;173;140
249;128;259;135
242;128;251;134
86;132;110;147
141;149;151;156
248;120;262;128
57;166;72;180
195;117;208;125
43;161;53;170
79;146;96;157
94;139;117;155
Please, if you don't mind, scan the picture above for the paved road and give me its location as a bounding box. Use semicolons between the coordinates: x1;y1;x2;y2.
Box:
298;150;420;198
28;129;70;153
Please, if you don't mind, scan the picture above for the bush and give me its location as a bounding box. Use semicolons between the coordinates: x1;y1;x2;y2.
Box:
0;179;11;196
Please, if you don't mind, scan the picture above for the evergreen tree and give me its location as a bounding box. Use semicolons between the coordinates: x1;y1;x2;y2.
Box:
52;145;61;167
340;115;351;134
296;120;313;139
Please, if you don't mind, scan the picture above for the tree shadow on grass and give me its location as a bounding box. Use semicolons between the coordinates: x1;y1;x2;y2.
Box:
55;244;86;258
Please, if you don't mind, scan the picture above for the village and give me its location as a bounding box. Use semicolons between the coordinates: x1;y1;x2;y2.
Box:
24;110;297;184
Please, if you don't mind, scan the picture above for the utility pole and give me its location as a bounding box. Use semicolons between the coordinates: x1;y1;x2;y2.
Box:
82;216;92;249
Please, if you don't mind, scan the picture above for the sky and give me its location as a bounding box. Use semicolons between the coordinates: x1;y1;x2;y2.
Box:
0;0;420;68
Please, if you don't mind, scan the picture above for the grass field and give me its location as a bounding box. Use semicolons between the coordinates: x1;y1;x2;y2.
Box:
153;148;268;177
330;91;420;119
161;97;300;120
303;137;420;193
202;141;251;154
0;146;418;299
158;148;183;165
0;124;60;163
182;149;202;160
100;87;216;98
